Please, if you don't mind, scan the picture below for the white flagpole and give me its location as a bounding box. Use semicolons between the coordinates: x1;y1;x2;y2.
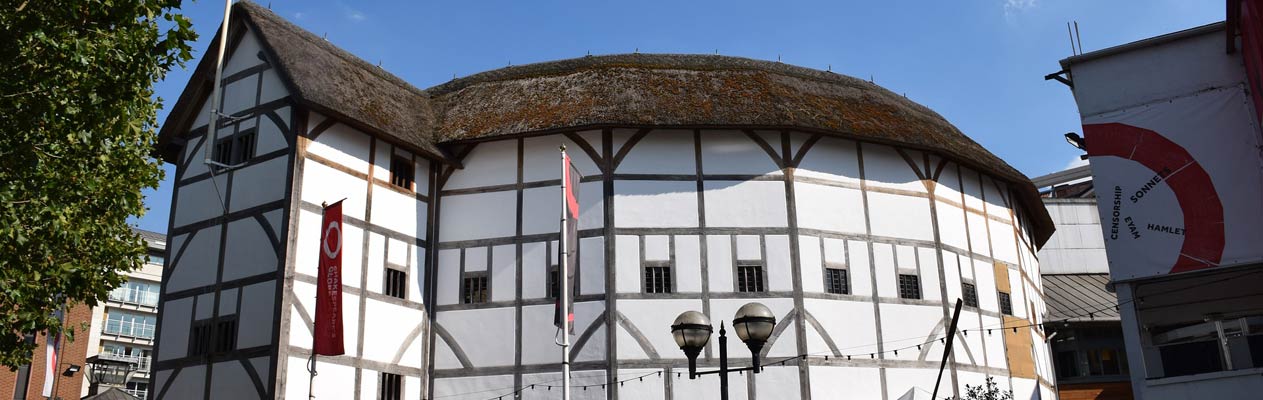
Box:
560;146;572;400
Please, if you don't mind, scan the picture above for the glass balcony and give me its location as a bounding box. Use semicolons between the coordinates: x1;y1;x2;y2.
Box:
103;319;156;340
107;287;159;307
96;352;151;372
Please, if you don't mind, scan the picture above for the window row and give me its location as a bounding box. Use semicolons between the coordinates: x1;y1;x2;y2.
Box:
109;280;161;307
104;311;157;339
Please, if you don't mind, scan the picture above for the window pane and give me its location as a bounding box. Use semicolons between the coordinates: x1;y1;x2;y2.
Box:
998;292;1013;315
1159;340;1223;377
898;274;921;299
962;283;978;307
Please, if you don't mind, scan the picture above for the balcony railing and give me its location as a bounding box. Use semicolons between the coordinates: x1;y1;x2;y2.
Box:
97;353;151;372
103;319;155;340
107;287;159;307
124;388;148;398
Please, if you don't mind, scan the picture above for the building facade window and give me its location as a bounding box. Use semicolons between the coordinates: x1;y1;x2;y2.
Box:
124;381;149;399
384;267;407;299
736;262;765;293
379;372;402;400
548;266;560;299
898;274;921;300
390;155;414;190
211;128;257;167
962;282;979;307
998;291;1013;315
108;280;160;307
462;273;488;304
104;311;156;339
824;267;849;295
643;261;673;294
189;320;212;356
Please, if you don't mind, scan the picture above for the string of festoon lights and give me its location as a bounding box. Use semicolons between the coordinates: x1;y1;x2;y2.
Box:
442;267;1263;400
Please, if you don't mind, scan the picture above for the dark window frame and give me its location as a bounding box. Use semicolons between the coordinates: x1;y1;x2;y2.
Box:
210;127;258;168
389;154;415;190
384;267;407;299
998;291;1013;315
461;272;489;304
736;261;766;293
898;274;921;300
378;372;402;400
962;282;979;308
643;260;674;294
824;265;849;295
548;265;561;299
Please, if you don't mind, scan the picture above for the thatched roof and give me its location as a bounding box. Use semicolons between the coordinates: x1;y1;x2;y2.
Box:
156;1;1054;246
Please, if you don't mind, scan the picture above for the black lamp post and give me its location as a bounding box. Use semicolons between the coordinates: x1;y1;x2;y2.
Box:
670;302;776;400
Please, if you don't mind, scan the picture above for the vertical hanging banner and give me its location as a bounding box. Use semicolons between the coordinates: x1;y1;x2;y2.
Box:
555;152;581;334
41;309;62;397
314;201;345;355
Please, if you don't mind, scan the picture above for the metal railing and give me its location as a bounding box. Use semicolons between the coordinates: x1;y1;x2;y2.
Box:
124;388;148;398
107;287;159;307
103;319;156;340
97;352;151;372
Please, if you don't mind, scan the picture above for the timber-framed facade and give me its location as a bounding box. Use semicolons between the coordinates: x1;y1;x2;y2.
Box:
149;2;1060;399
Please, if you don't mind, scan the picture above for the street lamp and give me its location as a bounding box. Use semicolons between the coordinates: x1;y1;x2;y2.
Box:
84;355;138;396
671;302;775;400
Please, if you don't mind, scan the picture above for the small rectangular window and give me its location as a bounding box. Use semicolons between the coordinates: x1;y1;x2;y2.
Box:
962;282;979;307
189;320;212;356
384;268;407;299
212;137;233;166
390;155;414;190
898;274;921;300
214;318;237;354
233;130;256;164
998;292;1013;315
1055;350;1079;378
548;267;560;299
644;263;673;294
737;263;765;293
378;372;402;400
462;274;488;304
824;268;849;295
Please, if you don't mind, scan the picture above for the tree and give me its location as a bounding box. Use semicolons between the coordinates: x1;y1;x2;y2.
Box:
0;0;195;368
962;377;1014;400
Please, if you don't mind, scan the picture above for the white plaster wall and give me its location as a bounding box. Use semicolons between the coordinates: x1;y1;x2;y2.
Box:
796;137;861;185
286;359;356;400
982;177;1011;219
617;299;703;359
432;375;517;400
438;190;517;241
672;367;749;400
237;280;275;349
160;365;206;399
444;139;517;190
361;300;425;368
254;107;290;156
222;30;263;75
804;299;877;355
307;122;371;174
873;243;897;298
884;367;942;400
166;227;221;293
981;315;1007;369
157;297;192;361
918;247;942;302
370;141;391;183
172;174;229;227
180;133;210;179
868;192;934;241
292;208;364;289
862;144;927;193
615;235;640;293
989;219;1019;265
793;182;866;234
879;303;947;362
436;249;460;305
703;180;788;228
706;235;733;293
222;211;280;281
766;235;793;292
710;297;795;354
300;159;369;221
370;187;426;238
756;366;801;400
209;361;258;399
936;201;970;251
518;370;609;400
437;308;516;367
799;236;824;293
520;302;605;365
974;258;999;312
228;157;289;212
521;181;604;235
847;240;874;297
614;181;698;227
522;133;602;182
700;130;781;175
809;366;882;400
674;235;702;293
220;74;256;115
521;242;547;299
617;130;696;174
491;244;515;302
966;211;992;257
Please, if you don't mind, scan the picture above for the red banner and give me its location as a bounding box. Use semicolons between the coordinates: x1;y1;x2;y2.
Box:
555;152;581;333
314;201;345;355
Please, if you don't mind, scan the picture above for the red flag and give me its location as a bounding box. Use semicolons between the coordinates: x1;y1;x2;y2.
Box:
555;153;581;333
314;201;345;355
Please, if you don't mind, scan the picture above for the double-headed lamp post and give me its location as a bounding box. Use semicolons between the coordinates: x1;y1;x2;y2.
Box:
670;302;776;400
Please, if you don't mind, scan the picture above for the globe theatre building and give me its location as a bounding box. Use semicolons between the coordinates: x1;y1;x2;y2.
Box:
149;2;1059;399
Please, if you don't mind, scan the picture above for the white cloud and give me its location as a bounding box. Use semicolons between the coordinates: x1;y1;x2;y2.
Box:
1003;0;1037;16
346;10;366;22
293;12;305;20
1066;155;1089;169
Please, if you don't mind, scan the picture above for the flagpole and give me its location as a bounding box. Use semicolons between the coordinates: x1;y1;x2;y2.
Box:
559;146;572;400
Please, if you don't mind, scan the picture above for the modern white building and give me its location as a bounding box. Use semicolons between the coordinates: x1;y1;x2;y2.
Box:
79;229;166;399
148;2;1060;399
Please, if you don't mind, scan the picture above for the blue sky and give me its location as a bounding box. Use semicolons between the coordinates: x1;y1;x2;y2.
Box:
133;0;1224;233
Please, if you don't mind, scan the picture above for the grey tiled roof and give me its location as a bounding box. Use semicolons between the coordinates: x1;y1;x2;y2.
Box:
81;387;140;400
1042;274;1120;321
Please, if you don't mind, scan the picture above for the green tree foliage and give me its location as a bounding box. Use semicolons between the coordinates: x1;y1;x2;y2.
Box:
962;377;1014;400
0;0;195;368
